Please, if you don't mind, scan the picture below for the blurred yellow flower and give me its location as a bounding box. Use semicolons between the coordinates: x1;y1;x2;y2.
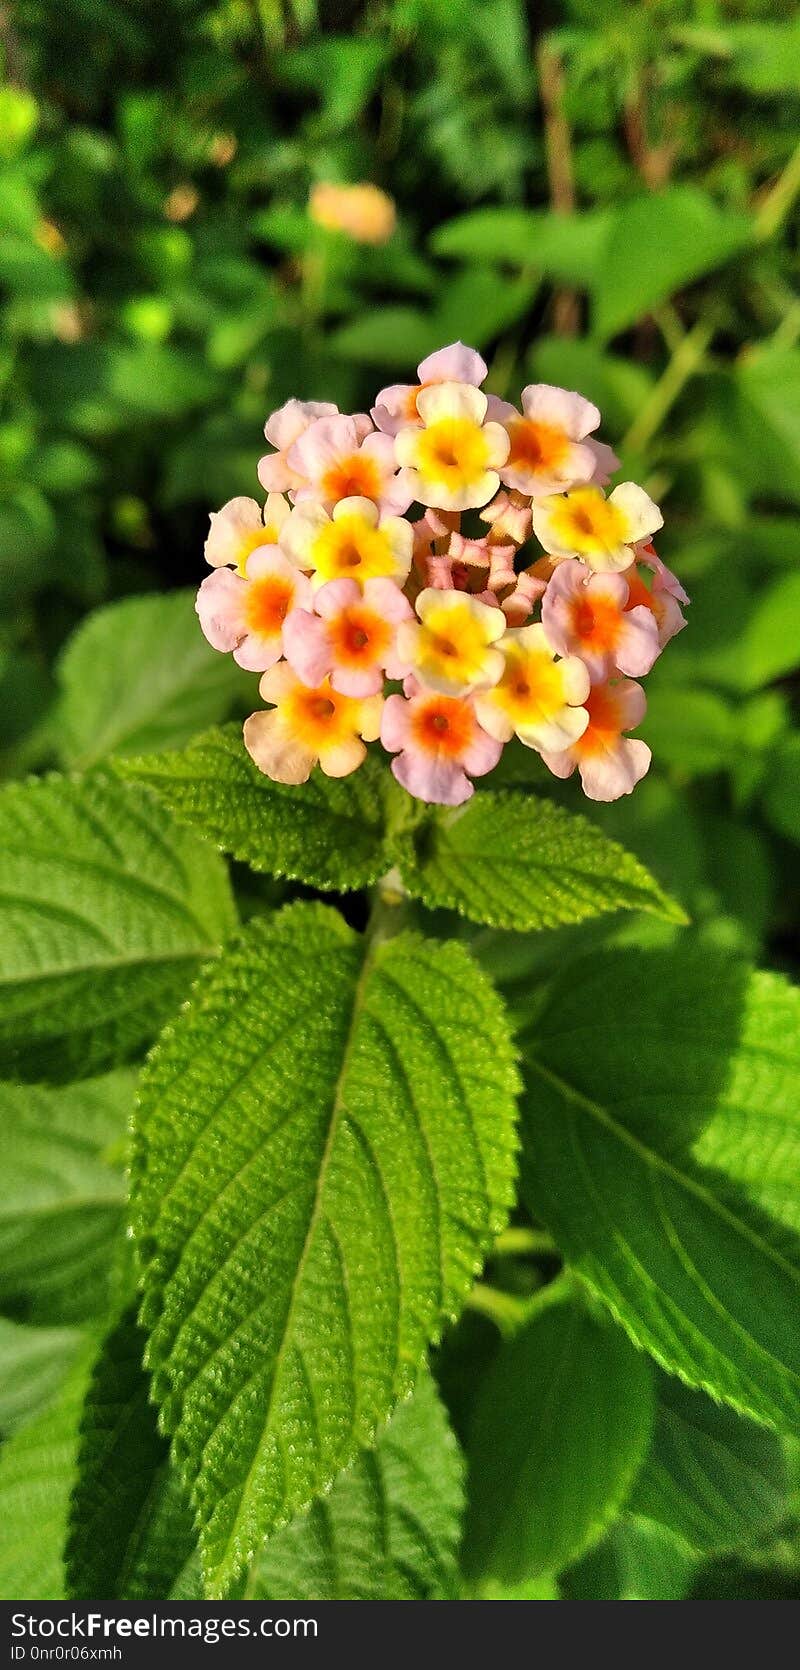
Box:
164;184;199;223
308;181;396;245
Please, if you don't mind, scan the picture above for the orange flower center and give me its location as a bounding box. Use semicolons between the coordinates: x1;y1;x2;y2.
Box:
571;591;621;652
329;605;391;667
411;694;475;757
321;453;381;503
507;417;568;474
244;575;295;636
575;683;624;757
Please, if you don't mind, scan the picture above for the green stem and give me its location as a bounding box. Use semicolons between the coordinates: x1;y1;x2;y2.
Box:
755;140;800;243
466;1270;575;1336
621;315;715;457
492;1225;557;1259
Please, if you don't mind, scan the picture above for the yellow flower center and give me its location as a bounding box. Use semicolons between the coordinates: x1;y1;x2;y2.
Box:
311;513;398;584
416;600;496;687
236;526;270;575
547;489;628;557
489;641;568;727
415;417;490;489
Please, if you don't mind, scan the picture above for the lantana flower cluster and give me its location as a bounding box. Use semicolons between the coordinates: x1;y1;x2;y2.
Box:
196;343;688;805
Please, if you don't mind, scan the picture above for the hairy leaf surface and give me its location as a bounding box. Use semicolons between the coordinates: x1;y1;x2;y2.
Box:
117;726;393;893
395;791;684;931
133;902;518;1596
0;774;236;1079
248;1375;463;1600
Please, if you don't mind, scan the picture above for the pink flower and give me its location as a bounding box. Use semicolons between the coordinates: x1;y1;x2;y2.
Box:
635;541;691;604
487;384;601;498
195;548;312;671
541;678;651;801
258;400;339;494
624;557;688;648
381;679;501;805
586;438;621;487
283;576;412;697
372;341;488;435
288;414;411;515
541;558;661;683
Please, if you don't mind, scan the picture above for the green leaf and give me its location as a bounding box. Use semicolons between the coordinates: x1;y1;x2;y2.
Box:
692;971;800;1235
394;790;685;931
564;1516;696;1600
629;1375;788;1556
430;208;611;286
0;1340;96;1600
248;1374;463;1600
329;308;440;370
133;902;519;1597
641;683;736;774
57;593;246;770
764;732;800;844
0;1320;85;1436
731;347;800;504
0;773;236;1081
116;725;393;893
462;1295;654;1584
517;946;800;1430
591;187;753;340
0;1072;132;1324
66;1307;196;1601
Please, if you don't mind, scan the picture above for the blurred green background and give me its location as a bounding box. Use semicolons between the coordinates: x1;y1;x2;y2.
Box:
1;0;799;979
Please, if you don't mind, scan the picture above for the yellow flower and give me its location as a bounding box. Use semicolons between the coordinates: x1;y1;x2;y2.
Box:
280;495;412;588
474;623;590;753
395;383;510;512
396;588;506;696
531;483;663;573
244;664;382;784
309;182;396;245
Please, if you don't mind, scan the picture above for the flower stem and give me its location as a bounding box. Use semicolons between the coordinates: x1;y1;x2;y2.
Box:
622;314;715;458
492;1225;557;1258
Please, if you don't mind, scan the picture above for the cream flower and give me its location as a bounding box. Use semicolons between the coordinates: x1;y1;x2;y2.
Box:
396;587;506;696
474;623;590;754
244;663;382;784
280;495;413;589
531;483;663;573
395;383;510;512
